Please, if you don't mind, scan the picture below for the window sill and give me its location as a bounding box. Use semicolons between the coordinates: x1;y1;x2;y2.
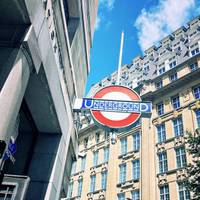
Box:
117;179;139;188
118;150;139;159
90;162;108;170
157;166;187;177
156;135;185;146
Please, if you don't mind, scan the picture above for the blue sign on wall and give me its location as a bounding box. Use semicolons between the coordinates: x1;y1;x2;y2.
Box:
3;139;17;162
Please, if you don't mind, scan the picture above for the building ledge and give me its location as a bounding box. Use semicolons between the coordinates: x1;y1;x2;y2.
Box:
156;135;185;151
142;67;200;101
87;189;106;200
118;150;139;159
90;162;108;172
117;179;139;188
157;166;187;177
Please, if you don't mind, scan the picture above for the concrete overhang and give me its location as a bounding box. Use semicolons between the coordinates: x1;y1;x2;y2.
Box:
0;0;30;47
25;66;61;134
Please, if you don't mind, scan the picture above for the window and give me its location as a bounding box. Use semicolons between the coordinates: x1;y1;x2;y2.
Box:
171;95;180;109
90;175;96;193
84;137;88;148
170;73;178;82
160;185;170;200
81;156;86;171
155;81;163;89
157;124;166;143
133;132;140;151
119;164;126;183
169;60;177;68
158;152;168;173
132;190;140;200
71;160;76;175
101;171;108;190
196;109;200;128
120;137;127;155
178;182;190;200
191;47;199;56
95;132;100;143
132;160;140;180
159;67;166;75
63;0;69;24
67;182;73;198
144;65;150;71
77;179;83;197
157;102;164;116
118;193;125;200
62;0;79;45
173;117;184;136
176;147;187;168
193;85;200;99
93;151;98;167
189;62;198;71
104;147;109;163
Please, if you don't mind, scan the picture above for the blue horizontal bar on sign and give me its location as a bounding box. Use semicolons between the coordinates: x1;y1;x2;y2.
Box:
81;98;152;113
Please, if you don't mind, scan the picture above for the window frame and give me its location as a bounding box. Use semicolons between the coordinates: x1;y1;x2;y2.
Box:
193;85;200;99
157;124;166;143
178;182;190;200
175;146;187;168
160;184;170;200
120;137;127;155
158;152;168;174
195;109;200;128
93;151;98;167
101;171;108;190
90;175;96;193
119;163;126;184
132;160;140;180
171;95;180;110
133;132;140;152
157;102;164;116
173;117;184;137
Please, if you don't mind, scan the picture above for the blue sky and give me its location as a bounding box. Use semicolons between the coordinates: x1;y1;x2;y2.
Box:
86;0;200;94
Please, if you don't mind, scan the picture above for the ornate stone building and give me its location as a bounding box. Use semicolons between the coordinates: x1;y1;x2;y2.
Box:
69;16;200;200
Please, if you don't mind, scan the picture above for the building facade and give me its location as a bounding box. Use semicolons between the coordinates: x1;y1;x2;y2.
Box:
69;16;200;200
0;0;98;199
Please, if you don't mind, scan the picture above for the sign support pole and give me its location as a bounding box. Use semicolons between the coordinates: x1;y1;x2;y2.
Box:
117;31;124;85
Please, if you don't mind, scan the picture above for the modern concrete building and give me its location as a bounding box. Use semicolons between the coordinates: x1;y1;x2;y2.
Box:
0;0;98;199
69;16;200;200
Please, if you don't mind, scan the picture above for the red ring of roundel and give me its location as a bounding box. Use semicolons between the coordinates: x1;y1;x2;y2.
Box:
91;85;141;128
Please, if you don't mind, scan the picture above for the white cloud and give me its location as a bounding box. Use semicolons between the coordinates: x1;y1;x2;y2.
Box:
95;0;115;31
99;0;115;10
135;0;198;52
95;15;101;30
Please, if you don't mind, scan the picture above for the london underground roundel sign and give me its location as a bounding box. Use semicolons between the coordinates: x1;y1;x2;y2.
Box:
73;85;152;131
91;86;141;129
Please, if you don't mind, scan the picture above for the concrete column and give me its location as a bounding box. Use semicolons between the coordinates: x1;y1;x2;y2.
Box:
0;48;31;145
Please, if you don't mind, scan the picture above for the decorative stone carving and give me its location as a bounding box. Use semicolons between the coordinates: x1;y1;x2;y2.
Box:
157;143;165;153
158;174;167;185
173;110;179;118
181;90;190;102
174;136;185;147
164;99;170;105
195;100;200;109
176;168;187;181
